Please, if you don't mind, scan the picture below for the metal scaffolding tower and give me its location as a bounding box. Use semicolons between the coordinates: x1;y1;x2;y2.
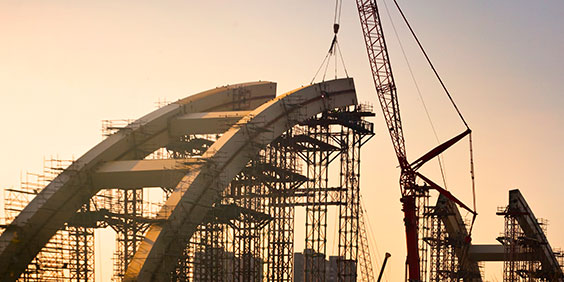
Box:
497;190;563;281
3;158;95;281
357;204;375;281
420;194;482;282
425;200;458;281
169;104;374;281
0;81;380;281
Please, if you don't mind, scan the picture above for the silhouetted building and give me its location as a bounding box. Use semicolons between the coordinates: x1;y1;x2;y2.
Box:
294;249;357;282
193;248;263;281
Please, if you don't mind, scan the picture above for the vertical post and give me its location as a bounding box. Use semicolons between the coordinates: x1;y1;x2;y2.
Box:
305;124;330;282
337;125;360;281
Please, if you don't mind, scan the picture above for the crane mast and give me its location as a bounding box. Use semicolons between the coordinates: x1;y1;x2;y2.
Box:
355;0;420;280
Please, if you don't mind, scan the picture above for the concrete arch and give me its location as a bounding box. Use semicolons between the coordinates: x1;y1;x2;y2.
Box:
125;78;358;281
0;81;276;280
0;78;358;281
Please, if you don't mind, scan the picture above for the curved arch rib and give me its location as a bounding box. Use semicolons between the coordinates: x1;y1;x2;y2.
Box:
124;78;358;281
0;81;276;280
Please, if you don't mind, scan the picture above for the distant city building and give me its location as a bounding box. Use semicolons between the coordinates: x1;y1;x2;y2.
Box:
294;251;304;282
193;247;263;281
294;249;357;282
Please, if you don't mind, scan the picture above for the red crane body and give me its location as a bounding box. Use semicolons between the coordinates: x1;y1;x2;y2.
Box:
354;0;474;280
354;0;421;279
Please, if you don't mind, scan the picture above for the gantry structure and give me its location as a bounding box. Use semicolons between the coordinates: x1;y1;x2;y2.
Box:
0;78;377;281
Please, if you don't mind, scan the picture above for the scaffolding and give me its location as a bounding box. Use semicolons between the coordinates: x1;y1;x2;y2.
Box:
4;169;67;281
100;118;169;281
302;123;332;282
499;207;544;281
420;194;481;282
3;101;374;281
264;138;300;282
497;189;563;281
357;205;375;281
424;202;458;281
68;203;95;281
2;157;96;281
555;249;564;275
169;104;374;281
109;188;146;281
419;190;431;281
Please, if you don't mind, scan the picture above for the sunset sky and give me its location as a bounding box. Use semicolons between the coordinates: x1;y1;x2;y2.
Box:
1;1;563;281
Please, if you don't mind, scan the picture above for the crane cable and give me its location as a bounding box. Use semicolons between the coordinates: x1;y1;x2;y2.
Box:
380;0;449;188
389;0;478;234
468;132;477;232
311;0;349;83
390;0;468;130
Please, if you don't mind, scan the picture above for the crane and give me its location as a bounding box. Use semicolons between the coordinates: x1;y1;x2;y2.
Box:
353;0;477;280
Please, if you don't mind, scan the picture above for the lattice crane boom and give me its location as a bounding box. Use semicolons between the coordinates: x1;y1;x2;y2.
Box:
358;204;376;281
355;1;476;280
354;0;421;280
355;0;408;171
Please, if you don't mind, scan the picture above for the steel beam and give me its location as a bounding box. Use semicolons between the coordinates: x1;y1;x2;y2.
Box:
507;189;563;279
468;244;504;261
92;159;205;189
467;244;536;262
169;110;250;136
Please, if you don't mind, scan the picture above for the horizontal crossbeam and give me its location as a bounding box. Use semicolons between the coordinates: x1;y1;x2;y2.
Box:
169;111;250;136
93;159;205;189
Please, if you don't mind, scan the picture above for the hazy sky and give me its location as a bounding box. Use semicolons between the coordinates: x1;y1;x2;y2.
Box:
1;1;563;281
